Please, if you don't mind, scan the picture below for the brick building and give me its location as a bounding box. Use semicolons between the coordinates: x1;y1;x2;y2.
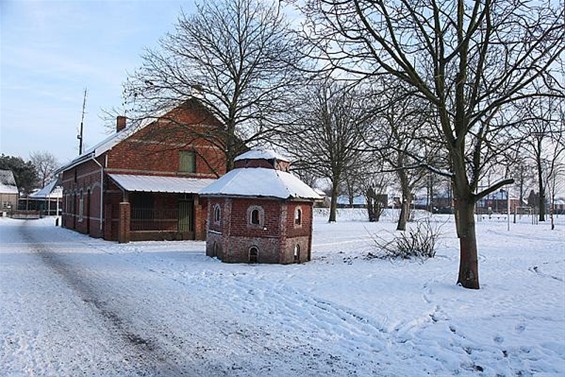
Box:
0;169;18;214
57;98;226;242
200;149;321;264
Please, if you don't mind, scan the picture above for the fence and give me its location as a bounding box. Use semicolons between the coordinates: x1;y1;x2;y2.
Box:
130;207;180;231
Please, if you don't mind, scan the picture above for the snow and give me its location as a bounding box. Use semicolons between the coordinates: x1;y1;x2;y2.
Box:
200;167;322;200
1;210;564;376
234;149;290;162
0;170;18;194
29;179;62;199
109;174;216;194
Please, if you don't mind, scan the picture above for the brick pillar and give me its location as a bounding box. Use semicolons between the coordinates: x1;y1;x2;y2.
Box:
194;195;203;240
118;202;130;244
307;203;313;261
104;204;113;240
279;202;288;263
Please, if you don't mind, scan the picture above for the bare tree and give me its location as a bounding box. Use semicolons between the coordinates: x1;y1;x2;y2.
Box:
302;0;565;288
366;84;435;230
279;77;374;222
515;95;565;222
30;151;59;188
123;0;304;170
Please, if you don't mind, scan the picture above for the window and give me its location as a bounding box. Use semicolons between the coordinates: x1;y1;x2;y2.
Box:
212;242;222;258
249;247;258;263
130;192;155;220
294;244;300;263
294;207;302;226
179;151;196;173
251;209;260;225
78;191;84;222
214;204;221;223
247;205;264;227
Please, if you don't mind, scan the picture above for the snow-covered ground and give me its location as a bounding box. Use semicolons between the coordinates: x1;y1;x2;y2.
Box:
1;209;563;376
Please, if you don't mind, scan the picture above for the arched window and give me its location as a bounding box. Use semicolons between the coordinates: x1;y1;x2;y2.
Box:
213;204;221;223
213;242;222;258
251;209;260;224
294;206;302;226
294;244;300;263
247;205;264;227
249;246;258;263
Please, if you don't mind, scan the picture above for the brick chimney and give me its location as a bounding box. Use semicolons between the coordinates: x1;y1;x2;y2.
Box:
116;116;126;132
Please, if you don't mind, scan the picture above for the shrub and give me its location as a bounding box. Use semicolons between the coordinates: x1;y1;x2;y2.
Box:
369;219;441;260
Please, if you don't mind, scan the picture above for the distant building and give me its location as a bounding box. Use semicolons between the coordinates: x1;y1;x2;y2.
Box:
0;170;18;214
26;177;63;216
476;190;520;214
56;98;226;242
201;149;321;264
337;195;366;208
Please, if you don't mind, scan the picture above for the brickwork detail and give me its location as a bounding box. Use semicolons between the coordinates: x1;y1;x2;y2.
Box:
206;197;314;264
61;99;226;242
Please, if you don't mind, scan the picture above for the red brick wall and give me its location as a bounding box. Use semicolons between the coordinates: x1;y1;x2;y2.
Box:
205;197;315;264
61;157;105;238
229;198;282;237
61;101;226;241
106;122;226;178
285;202;313;238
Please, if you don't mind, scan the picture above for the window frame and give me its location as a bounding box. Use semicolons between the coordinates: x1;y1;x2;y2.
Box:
179;150;196;173
247;205;265;228
294;206;302;227
213;204;221;224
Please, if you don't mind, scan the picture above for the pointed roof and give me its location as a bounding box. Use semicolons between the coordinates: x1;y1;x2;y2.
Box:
56;97;219;174
234;148;290;163
200;167;321;200
0;170;18;194
29;178;63;199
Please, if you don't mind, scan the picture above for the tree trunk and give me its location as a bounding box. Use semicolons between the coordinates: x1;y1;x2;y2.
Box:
455;198;480;289
536;149;546;221
329;180;339;222
366;188;375;222
396;191;412;231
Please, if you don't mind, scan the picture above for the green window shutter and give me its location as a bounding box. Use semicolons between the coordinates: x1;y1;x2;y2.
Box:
179;151;196;173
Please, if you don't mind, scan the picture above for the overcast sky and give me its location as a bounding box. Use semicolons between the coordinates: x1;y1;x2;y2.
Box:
1;0;193;166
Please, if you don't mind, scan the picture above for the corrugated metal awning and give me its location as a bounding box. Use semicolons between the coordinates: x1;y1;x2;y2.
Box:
109;174;216;194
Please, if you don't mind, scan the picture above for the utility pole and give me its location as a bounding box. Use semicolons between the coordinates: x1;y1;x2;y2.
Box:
78;88;87;155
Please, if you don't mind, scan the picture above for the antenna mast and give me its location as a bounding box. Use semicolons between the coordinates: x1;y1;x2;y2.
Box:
78;88;87;155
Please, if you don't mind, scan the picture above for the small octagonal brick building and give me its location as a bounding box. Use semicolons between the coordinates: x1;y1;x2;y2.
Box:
200;149;321;264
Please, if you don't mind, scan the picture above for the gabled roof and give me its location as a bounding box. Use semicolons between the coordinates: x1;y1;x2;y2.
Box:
29;178;63;199
109;174;216;194
56;97;219;174
0;170;18;194
200;168;321;200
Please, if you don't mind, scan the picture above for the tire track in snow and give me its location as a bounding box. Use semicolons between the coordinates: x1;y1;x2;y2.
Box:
18;222;195;376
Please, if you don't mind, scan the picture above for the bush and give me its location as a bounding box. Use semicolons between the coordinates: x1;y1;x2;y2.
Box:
369;219;441;260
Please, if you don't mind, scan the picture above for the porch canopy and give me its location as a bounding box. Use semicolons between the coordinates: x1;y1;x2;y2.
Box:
109;174;216;194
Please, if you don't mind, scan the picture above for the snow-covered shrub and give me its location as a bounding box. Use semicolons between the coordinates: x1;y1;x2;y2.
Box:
369;219;441;260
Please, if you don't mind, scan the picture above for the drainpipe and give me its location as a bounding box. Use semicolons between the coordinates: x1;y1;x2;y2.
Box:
90;153;105;231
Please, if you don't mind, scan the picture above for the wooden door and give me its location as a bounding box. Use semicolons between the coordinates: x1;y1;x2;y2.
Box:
178;200;194;239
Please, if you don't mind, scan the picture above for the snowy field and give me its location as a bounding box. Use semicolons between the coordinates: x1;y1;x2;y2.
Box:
1;209;564;376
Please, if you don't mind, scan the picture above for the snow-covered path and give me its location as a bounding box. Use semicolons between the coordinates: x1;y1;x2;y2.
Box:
1;218;388;376
1;212;564;376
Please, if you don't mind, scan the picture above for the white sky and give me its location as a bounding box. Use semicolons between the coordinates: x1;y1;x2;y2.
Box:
0;0;193;166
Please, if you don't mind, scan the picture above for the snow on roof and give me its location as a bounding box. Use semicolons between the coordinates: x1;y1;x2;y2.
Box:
234;149;290;162
109;174;217;194
30;179;63;199
0;170;18;194
200;168;322;200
